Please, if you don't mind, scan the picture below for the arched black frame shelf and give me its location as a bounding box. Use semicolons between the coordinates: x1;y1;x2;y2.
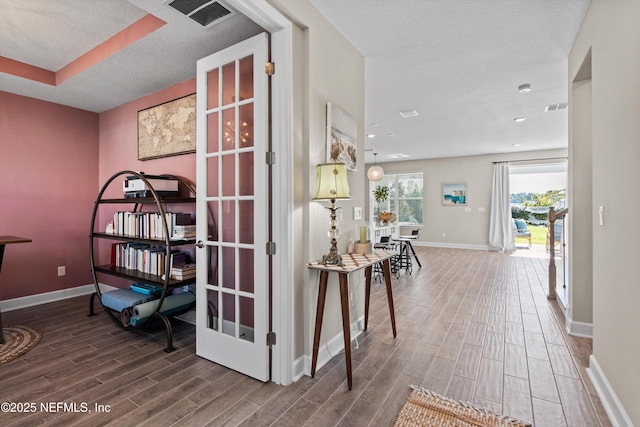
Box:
88;170;197;352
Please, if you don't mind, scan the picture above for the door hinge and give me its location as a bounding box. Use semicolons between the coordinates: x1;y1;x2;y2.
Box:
265;62;275;76
266;151;276;165
267;331;276;346
266;241;276;255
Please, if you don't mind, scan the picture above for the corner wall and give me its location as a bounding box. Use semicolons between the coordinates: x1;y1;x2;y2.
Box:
268;0;366;371
570;1;640;425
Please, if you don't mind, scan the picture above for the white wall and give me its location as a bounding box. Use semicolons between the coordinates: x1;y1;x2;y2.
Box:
268;0;366;373
570;1;640;425
369;149;568;249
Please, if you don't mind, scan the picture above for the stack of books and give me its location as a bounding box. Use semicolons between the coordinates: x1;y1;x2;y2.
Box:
172;224;196;240
166;263;196;280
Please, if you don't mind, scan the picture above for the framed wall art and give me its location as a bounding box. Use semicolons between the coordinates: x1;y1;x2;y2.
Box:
326;102;357;171
138;93;196;160
442;182;467;206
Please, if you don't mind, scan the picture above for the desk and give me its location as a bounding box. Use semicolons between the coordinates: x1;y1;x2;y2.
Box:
0;236;32;345
308;250;397;389
398;234;422;267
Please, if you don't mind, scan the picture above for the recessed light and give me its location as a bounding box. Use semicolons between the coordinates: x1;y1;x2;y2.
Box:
513;117;526;122
399;110;419;118
367;134;376;139
518;83;531;93
370;123;379;127
387;153;410;158
513;144;521;147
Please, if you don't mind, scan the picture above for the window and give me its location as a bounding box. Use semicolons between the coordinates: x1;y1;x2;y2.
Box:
371;172;423;225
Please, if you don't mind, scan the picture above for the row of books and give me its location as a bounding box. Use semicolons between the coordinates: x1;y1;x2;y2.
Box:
105;211;194;240
110;243;191;279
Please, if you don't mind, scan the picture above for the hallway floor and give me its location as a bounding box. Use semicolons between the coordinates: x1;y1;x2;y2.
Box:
0;247;610;426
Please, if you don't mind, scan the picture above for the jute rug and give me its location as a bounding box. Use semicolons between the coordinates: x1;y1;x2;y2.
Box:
394;386;532;427
0;325;43;365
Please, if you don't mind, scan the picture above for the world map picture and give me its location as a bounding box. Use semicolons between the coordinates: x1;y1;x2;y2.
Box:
138;94;196;160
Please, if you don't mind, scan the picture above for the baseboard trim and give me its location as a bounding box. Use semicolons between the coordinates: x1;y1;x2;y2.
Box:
587;355;634;427
566;319;593;338
0;283;116;312
413;241;489;251
298;316;365;378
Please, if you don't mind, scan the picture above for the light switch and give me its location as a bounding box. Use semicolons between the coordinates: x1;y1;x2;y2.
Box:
353;207;362;220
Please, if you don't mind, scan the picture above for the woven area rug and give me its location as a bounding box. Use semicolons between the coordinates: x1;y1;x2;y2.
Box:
0;325;42;365
394;386;531;427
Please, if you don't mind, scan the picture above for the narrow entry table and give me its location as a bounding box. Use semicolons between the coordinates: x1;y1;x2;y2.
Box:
0;236;32;344
308;250;397;389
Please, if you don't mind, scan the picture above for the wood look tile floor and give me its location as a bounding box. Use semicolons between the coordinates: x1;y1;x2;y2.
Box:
1;247;611;426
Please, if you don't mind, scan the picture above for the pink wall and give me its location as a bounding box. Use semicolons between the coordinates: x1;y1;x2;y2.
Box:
95;80;197;283
0;90;99;299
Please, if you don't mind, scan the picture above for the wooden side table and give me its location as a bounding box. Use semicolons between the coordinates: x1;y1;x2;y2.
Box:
308;250;397;389
0;236;32;345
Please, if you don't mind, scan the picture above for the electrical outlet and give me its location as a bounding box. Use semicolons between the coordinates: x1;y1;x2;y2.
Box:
57;266;66;276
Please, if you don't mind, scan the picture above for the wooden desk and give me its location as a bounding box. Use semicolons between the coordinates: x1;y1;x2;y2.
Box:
308;250;397;389
0;236;32;344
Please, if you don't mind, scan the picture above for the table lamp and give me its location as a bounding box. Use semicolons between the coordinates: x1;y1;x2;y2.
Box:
313;163;351;265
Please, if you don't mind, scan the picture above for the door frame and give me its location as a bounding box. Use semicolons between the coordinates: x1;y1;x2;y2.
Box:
229;0;294;385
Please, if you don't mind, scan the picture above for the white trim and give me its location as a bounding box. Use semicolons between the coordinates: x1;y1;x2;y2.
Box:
587;355;633;427
269;25;295;386
0;283;116;312
414;241;490;251
566;319;593;338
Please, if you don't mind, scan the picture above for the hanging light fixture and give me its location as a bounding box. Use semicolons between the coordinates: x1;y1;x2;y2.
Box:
367;152;384;182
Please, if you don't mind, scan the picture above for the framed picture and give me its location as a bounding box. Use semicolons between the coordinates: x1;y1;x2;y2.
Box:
138;94;196;160
326;102;357;171
442;183;467;206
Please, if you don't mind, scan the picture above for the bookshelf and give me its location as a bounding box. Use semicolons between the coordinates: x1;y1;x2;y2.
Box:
88;170;198;352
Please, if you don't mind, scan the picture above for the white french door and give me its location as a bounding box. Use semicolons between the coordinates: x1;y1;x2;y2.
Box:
195;33;270;381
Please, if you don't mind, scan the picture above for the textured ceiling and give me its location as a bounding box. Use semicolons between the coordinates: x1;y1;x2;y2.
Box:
0;0;590;161
309;0;590;162
0;0;264;113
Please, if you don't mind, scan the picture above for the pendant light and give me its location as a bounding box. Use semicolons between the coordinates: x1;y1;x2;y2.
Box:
367;153;384;182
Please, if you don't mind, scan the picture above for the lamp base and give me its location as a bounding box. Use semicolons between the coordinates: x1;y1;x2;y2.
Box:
322;252;342;266
322;237;342;265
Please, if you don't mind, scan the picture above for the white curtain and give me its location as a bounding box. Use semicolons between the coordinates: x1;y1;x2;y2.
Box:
489;162;515;252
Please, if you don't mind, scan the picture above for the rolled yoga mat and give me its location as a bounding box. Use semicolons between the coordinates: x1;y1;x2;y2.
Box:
128;303;193;327
131;292;196;319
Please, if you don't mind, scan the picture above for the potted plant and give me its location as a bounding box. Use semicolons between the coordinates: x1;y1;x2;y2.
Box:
373;185;396;223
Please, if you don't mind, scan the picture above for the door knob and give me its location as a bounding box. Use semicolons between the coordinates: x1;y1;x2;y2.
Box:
195;240;205;248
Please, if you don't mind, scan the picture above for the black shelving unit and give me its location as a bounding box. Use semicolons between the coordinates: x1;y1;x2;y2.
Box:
88;170;197;352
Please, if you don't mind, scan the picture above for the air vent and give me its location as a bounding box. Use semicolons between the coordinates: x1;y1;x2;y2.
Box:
399;109;420;118
545;102;568;112
167;0;236;28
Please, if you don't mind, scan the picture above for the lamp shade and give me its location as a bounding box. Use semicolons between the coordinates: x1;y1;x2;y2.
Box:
367;165;384;182
313;163;351;200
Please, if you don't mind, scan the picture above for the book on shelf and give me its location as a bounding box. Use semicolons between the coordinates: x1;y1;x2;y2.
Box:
111;211;193;240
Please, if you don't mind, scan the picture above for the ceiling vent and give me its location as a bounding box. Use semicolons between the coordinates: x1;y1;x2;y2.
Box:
166;0;236;29
399;109;420;118
545;102;568;112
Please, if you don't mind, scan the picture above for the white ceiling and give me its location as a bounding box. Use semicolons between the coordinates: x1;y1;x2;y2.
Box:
309;0;590;163
0;0;590;161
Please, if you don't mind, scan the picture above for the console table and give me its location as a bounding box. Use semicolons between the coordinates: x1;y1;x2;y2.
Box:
0;236;32;344
308;250;397;389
